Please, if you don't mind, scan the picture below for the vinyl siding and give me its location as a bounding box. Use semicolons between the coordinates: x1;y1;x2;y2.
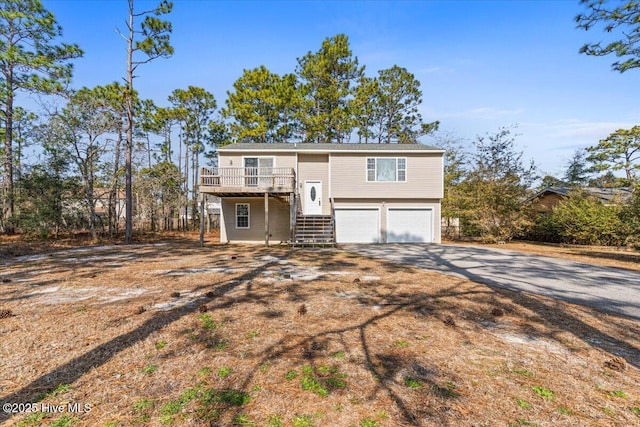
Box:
297;154;330;215
220;197;291;243
217;152;297;169
330;152;443;199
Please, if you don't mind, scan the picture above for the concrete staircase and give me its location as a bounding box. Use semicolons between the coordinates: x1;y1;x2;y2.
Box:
293;215;335;247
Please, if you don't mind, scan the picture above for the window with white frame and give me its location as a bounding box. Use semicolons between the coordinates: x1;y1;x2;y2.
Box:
366;158;407;182
244;157;274;187
236;203;250;228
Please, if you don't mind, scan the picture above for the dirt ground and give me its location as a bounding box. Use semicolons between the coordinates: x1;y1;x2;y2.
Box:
466;241;640;272
0;236;639;427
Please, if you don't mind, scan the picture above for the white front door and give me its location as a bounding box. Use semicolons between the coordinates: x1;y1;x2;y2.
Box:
304;181;322;215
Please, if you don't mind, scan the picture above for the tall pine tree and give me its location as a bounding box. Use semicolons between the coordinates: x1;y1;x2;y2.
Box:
0;0;82;233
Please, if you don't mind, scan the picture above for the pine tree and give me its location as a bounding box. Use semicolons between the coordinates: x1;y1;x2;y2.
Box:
0;0;82;233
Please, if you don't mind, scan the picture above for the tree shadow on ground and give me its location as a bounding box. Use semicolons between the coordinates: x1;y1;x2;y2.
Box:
354;246;640;369
574;250;640;266
3;244;639;426
431;250;640;368
210;284;483;426
0;251;284;424
0;241;278;304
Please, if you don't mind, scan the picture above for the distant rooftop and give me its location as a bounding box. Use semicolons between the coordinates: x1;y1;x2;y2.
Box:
219;142;443;152
532;187;634;203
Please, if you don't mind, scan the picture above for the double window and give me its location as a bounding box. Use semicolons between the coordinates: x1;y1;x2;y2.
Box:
367;158;406;182
244;157;274;187
236;203;250;229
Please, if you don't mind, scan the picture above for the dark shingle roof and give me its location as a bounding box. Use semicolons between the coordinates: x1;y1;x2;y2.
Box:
219;142;443;153
531;187;633;203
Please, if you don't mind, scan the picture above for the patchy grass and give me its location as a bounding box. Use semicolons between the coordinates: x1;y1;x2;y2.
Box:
199;313;223;330
142;364;158;375
403;376;423;389
532;385;555;400
217;366;233;379
1;237;639;426
516;398;532;409
512;368;535;378
393;340;409;348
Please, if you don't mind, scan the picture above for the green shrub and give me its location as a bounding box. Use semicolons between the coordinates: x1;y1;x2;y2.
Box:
527;190;631;246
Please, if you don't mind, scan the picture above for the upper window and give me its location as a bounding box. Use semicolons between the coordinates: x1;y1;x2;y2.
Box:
236;203;250;229
366;158;406;182
244;157;274;187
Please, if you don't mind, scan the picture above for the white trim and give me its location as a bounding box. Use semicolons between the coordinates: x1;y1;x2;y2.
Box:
440;153;444;198
303;180;323;215
235;203;250;229
366;157;407;183
242;156;276;188
328;153;332;200
241;155;276;168
295;152;299;192
386;207;434;243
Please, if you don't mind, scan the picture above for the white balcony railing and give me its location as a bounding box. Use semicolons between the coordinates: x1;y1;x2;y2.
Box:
201;167;295;190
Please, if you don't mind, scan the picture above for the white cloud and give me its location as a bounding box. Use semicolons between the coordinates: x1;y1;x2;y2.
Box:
418;66;455;75
523;119;635;143
469;107;525;118
434;106;524;120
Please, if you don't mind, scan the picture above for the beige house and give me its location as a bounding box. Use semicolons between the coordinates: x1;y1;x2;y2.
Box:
200;143;444;245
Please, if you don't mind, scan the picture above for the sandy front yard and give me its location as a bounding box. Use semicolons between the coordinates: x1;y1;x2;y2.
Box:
0;238;639;426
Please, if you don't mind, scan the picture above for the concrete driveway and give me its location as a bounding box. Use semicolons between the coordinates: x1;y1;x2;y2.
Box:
345;244;640;320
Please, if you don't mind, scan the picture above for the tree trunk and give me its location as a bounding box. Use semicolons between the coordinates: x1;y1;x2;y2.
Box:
184;136;189;231
191;148;198;230
125;0;135;244
87;179;97;240
109;130;123;236
3;72;15;234
177;128;184;230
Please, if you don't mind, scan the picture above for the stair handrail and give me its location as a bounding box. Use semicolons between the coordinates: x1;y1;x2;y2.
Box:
329;197;336;243
292;190;299;243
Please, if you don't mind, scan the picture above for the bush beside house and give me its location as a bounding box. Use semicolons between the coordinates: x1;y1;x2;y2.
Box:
524;188;639;247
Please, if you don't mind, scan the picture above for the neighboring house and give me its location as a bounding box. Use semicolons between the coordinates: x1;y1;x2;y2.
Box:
529;187;634;211
205;196;221;230
199;143;444;245
63;188;126;225
94;188;126;223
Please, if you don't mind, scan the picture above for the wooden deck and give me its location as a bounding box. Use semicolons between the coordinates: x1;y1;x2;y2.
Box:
200;167;295;196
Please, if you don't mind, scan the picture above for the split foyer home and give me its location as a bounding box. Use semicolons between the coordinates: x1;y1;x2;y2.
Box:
200;143;444;245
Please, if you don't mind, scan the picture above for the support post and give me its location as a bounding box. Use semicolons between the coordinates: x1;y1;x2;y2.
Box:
264;192;269;247
199;193;205;247
290;192;295;243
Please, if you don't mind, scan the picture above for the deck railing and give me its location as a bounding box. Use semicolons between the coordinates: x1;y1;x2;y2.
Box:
200;167;295;190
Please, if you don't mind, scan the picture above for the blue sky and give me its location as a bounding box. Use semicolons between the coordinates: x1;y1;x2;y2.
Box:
33;0;640;177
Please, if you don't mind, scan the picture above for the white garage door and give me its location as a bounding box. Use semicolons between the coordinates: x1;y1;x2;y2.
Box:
335;209;380;243
387;208;433;243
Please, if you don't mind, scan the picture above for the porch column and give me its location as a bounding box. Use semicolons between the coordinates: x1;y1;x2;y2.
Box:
290;192;295;243
264;192;269;247
199;193;205;247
